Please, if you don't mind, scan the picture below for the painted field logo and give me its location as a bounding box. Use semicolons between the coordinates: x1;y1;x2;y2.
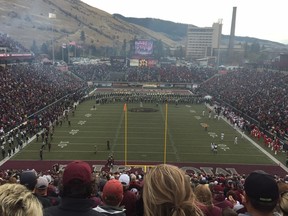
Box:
208;132;218;138
218;144;230;151
69;129;79;135
78;121;86;125
85;114;92;118
58;141;69;148
195;116;201;120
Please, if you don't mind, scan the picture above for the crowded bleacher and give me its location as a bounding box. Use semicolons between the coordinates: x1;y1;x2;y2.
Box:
200;69;288;141
1;34;288;216
0;33;30;53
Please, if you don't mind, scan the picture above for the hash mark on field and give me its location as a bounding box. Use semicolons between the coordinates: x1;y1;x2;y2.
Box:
69;129;79;135
58;141;69;148
208;132;218;138
78;121;86;125
218;144;230;151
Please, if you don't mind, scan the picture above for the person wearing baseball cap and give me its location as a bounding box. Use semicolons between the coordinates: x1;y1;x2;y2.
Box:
239;170;279;216
20;170;52;209
93;179;125;215
44;160;104;216
119;173;137;216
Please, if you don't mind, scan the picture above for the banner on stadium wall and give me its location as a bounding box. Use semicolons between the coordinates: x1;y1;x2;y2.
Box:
174;84;186;88
159;83;173;88
0;53;34;60
130;59;139;67
147;59;158;67
112;82;129;87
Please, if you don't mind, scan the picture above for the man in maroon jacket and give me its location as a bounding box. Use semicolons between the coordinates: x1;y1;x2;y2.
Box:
119;174;137;216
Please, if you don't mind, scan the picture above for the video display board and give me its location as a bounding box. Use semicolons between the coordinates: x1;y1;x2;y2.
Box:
135;40;153;55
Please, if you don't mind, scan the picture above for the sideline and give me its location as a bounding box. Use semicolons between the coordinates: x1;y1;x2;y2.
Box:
0;134;38;167
206;104;288;173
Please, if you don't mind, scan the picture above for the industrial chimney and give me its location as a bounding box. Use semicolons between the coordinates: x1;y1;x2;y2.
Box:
228;7;237;63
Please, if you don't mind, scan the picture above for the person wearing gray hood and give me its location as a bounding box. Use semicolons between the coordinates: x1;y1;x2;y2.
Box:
94;179;126;216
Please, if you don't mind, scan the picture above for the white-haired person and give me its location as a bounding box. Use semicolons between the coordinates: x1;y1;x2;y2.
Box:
0;183;43;216
143;164;203;216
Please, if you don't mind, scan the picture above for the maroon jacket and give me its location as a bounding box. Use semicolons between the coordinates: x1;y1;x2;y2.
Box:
120;189;137;216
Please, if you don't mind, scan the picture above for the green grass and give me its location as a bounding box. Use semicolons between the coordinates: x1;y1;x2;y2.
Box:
12;99;284;166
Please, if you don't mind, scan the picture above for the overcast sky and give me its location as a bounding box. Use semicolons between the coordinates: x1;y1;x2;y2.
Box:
81;0;288;44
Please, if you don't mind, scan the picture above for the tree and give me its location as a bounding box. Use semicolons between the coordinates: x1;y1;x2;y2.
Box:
80;30;86;42
250;41;260;53
153;40;164;59
30;40;39;54
40;43;49;54
128;36;137;57
120;39;127;57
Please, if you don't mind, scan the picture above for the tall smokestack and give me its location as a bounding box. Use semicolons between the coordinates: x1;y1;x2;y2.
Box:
228;7;237;62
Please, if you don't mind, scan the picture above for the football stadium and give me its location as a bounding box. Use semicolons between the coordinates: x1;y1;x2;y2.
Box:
1;63;287;176
1;3;288;215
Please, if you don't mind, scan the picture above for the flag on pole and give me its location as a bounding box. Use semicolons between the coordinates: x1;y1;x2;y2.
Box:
123;103;127;112
48;13;56;19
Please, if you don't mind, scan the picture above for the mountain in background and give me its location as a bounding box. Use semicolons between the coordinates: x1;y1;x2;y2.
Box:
1;0;286;54
113;14;287;50
0;0;178;50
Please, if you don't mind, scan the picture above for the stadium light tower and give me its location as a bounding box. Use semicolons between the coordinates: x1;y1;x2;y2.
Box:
49;12;56;65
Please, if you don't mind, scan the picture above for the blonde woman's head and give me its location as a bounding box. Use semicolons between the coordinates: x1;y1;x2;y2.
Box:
0;183;43;216
143;164;203;216
194;184;213;206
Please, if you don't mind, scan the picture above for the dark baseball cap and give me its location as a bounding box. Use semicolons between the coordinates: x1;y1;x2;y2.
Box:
244;170;279;204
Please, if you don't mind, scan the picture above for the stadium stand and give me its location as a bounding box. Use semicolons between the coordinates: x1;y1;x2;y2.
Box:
0;33;288;216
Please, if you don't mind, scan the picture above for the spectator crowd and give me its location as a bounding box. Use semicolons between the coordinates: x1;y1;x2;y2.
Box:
69;64;218;84
0;33;30;53
0;162;287;216
200;68;288;143
1;34;288;216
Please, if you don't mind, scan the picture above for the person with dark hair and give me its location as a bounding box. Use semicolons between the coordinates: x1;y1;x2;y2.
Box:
238;170;279;216
40;148;43;160
20;170;52;208
119;174;137;216
44;160;104;216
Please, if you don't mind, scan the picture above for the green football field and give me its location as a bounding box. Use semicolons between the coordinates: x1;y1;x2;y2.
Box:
12;98;285;166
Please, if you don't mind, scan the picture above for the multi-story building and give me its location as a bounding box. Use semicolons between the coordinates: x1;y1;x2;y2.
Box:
186;20;222;60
